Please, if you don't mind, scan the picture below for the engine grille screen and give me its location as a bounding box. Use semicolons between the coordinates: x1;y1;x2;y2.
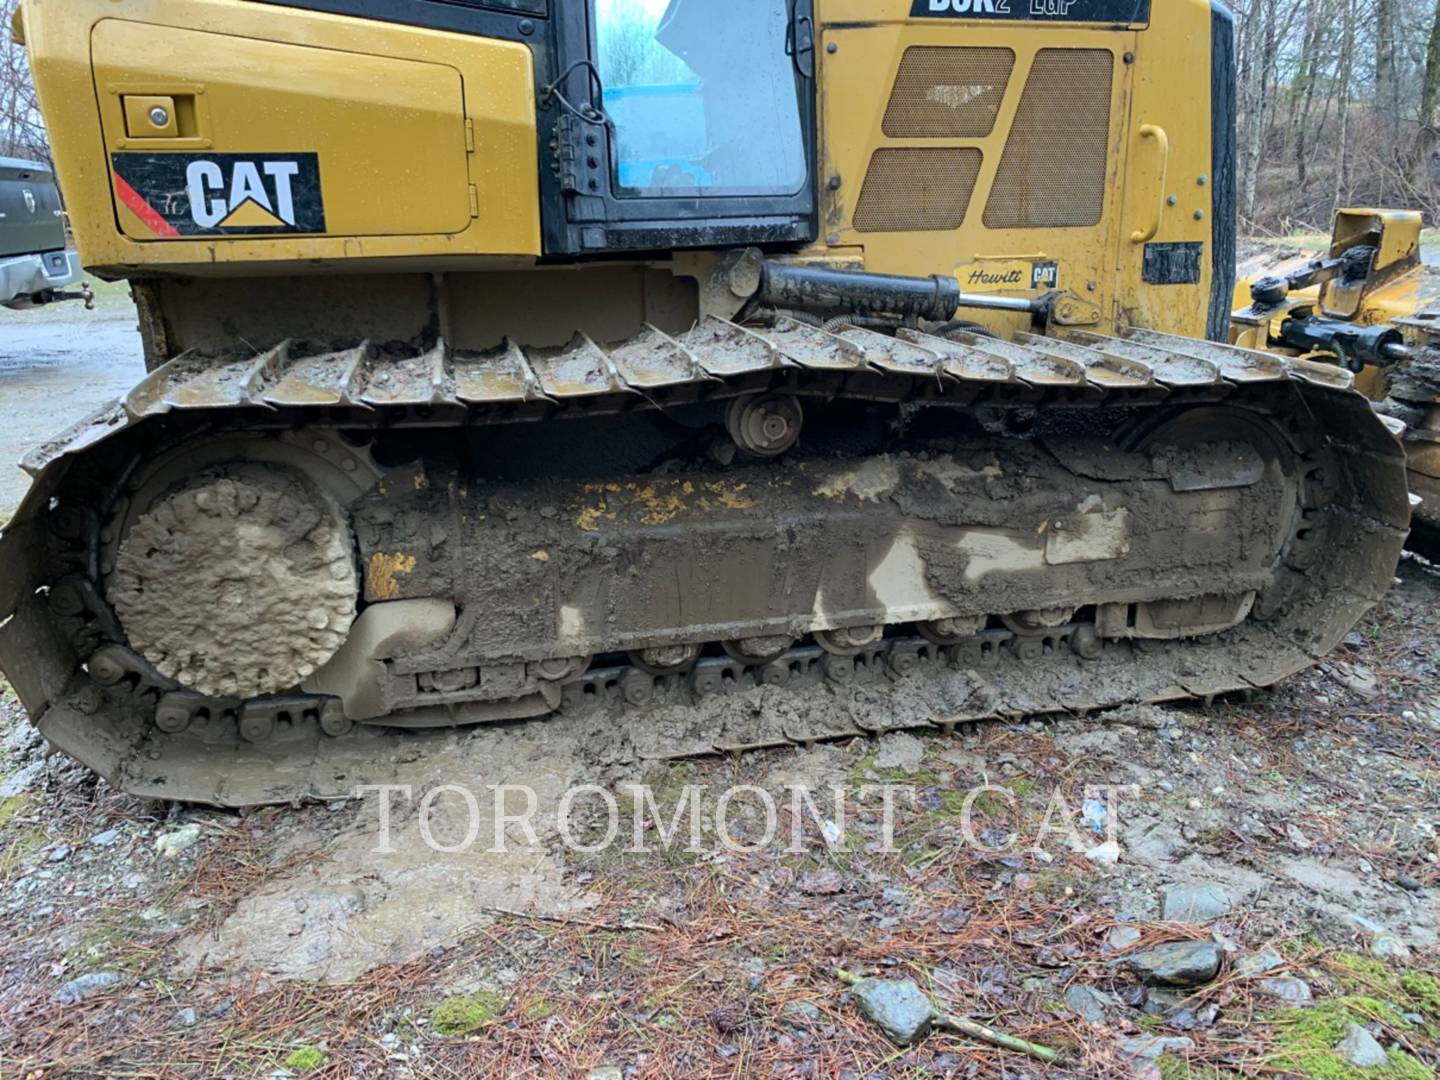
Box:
983;49;1114;230
882;47;1015;139
852;147;982;233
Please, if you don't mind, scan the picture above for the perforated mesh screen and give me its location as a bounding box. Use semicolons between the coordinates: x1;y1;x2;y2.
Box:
983;49;1114;230
882;47;1015;139
853;148;982;233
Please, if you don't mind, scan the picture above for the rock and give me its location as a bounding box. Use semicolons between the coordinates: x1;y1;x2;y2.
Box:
1234;948;1285;977
48;845;70;863
873;733;925;771
1106;924;1142;951
1063;984;1118;1024
1370;932;1412;962
587;1068;624;1080
1257;976;1312;1004
1127;941;1223;987
1125;820;1185;863
1326;660;1380;698
89;829;121;847
52;971;122;1004
1169;1003;1220;1031
155;823;202;858
174;1007;197;1028
782;1000;821;1024
1118;1034;1196;1061
850;977;934;1045
1142;988;1190;1016
1161;882;1233;924
796;868;844;896
1085;840;1120;866
1336;1022;1387;1068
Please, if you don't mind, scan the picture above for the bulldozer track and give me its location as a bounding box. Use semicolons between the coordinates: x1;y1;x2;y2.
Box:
0;318;1412;806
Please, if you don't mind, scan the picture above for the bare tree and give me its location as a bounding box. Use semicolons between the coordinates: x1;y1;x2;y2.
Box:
0;0;48;163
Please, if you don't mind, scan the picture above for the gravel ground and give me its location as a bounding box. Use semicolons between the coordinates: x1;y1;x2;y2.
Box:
0;557;1435;1077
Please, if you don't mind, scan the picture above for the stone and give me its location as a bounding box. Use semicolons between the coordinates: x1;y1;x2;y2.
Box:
89;829;121;847
175;1007;197;1028
782;1000;821;1024
1234;948;1285;977
1063;984;1117;1024
1257;976;1312;1004
48;845;70;863
52;971;122;1004
1329;661;1380;698
1370;932;1412;962
1118;1034;1196;1061
1161;882;1233;924
1169;1003;1220;1031
796;869;844;896
1336;1022;1387;1068
1106;924;1142;951
155;823;202;858
1127;941;1223;987
850;977;934;1045
873;733;926;771
1085;840;1120;867
587;1068;624;1080
1142;988;1190;1016
1125;820;1185;863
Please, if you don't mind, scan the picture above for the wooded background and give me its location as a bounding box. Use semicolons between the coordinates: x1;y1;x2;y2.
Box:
2;0;1438;236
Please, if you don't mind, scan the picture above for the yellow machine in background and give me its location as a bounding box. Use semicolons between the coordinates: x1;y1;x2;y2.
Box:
0;0;1413;805
1230;210;1440;560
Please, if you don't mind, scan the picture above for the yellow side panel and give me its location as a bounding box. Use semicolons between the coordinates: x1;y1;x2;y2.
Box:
93;20;471;239
1113;0;1216;337
21;0;540;270
817;15;1135;334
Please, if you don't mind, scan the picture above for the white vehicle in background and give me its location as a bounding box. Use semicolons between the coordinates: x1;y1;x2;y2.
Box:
0;156;90;310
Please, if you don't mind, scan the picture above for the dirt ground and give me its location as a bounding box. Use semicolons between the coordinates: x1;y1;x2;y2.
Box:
0;558;1435;1077
0;280;145;517
0;282;1438;1079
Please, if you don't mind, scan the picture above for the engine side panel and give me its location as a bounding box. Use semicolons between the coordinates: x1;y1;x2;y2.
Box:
21;0;541;271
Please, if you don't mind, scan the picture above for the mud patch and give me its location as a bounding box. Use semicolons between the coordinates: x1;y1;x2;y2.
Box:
179;724;595;983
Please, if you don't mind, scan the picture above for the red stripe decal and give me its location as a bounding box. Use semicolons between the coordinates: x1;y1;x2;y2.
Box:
113;173;181;238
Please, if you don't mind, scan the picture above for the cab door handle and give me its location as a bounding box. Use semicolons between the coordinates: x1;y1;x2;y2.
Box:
1129;124;1171;244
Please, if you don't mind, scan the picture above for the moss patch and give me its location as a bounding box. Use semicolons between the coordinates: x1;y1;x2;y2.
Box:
1329;950;1440;1023
282;1045;328;1073
1158;1059;1227;1080
430;990;505;1036
0;825;45;878
1399;973;1440;1017
0;793;30;831
1265;997;1427;1080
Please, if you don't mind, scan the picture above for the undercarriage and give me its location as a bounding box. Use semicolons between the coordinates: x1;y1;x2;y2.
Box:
0;318;1410;806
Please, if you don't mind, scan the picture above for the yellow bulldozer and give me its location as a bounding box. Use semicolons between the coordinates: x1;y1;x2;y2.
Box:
1229;209;1440;562
0;0;1416;806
